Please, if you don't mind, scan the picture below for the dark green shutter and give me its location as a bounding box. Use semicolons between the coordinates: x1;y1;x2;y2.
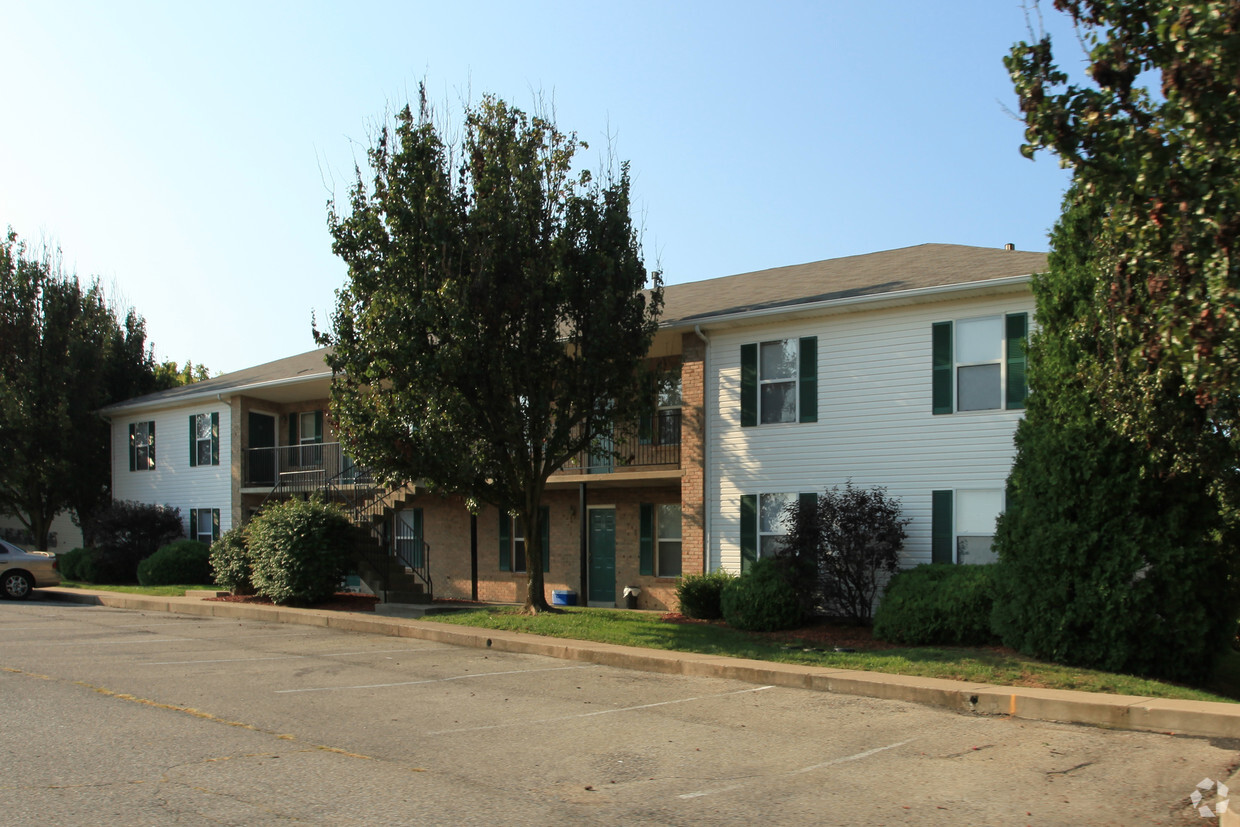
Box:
129;423;136;471
313;410;324;442
288;413;298;445
740;343;757;427
498;511;511;571
189;415;197;467
740;494;757;573
932;322;954;415
212;509;221;542
540;505;550;573
148;421;155;468
639;503;654;576
211;412;220;465
189;508;198;540
798;336;817;423
1005;313;1028;410
799;492;817;512
931;490;953;564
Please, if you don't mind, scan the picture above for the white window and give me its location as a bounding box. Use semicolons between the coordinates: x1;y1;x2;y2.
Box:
656;504;682;577
190;507;218;545
759;340;799;424
759;492;795;558
656;375;682;445
955;489;1003;564
299;412;319;445
193;413;216;467
511;516;527;573
956;317;1004;411
130;421;155;471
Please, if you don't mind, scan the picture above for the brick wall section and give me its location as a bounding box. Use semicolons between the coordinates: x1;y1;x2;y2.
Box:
403;486;683;610
680;331;706;580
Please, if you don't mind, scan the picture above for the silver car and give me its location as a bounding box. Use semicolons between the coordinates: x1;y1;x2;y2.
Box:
0;538;61;599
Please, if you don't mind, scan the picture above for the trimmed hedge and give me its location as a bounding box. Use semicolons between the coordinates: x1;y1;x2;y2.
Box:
675;570;734;619
57;547;94;582
720;558;804;632
209;527;253;595
872;564;998;646
247;497;352;605
85;500;183;584
137;540;213;586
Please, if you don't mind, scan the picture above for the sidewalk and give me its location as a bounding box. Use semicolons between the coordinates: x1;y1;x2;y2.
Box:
38;587;1240;742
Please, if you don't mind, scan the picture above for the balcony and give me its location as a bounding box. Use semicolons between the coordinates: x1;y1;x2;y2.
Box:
555;410;681;476
244;442;374;492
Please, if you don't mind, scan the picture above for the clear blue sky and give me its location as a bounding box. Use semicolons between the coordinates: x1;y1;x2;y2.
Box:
2;1;1079;375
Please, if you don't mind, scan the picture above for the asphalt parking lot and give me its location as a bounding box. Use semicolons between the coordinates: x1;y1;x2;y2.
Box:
2;599;1236;825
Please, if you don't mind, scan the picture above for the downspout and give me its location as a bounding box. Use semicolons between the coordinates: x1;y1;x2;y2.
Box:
693;324;711;573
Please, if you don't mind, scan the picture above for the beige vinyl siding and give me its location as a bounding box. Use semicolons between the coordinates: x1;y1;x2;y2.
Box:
708;292;1034;573
110;404;233;538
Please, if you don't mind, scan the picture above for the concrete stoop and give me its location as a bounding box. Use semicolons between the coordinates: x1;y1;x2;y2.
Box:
39;587;1240;742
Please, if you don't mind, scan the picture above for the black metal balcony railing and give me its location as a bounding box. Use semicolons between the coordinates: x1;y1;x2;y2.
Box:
557;409;681;475
244;442;374;490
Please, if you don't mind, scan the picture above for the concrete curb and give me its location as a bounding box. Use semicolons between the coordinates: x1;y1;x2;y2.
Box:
40;588;1240;741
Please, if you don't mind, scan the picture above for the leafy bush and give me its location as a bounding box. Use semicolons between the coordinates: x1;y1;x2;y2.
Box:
136;540;213;586
675;570;734;619
872;564;998;646
720;558;803;632
781;483;908;623
84;501;184;584
247;497;352;605
209;527;253;595
57;547;93;581
992;409;1236;682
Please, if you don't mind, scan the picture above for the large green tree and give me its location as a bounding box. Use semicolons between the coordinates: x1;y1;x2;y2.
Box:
0;231;172;548
319;92;663;612
994;1;1240;679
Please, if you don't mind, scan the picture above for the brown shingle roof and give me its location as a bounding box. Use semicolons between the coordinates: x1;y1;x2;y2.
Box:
660;243;1047;325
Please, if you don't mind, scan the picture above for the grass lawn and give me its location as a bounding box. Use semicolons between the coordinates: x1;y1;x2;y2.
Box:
56;581;216;597
422;606;1240;704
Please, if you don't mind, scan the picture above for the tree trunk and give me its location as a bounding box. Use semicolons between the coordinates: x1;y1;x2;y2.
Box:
521;502;554;613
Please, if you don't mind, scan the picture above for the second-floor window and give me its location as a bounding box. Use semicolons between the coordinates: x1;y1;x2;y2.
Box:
129;421;155;471
740;337;818;426
189;412;220;467
932;313;1028;414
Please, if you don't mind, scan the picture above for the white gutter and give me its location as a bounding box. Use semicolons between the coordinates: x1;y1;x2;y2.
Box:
99;371;333;416
660;274;1032;332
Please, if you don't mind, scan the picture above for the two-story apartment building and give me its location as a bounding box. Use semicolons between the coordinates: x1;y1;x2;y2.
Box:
100;243;1046;611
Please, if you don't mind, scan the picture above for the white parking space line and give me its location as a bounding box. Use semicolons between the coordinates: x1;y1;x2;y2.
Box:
677;738;917;799
143;647;452;666
38;637;197;646
427;685;776;735
275;664;595;694
142;655;309;665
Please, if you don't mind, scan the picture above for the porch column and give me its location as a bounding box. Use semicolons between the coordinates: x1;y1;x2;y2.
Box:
578;482;588;600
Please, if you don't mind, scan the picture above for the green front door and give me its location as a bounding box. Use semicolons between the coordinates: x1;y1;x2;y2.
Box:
588;508;616;604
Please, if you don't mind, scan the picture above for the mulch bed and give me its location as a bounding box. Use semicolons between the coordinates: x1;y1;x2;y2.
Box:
206;592;382;612
204;593;493;613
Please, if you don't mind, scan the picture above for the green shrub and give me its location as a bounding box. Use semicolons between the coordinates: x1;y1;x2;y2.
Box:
136;540;213;586
992;404;1235;683
247;497;352;605
57;547;93;581
209;527;253;594
873;564;998;646
85;501;184;584
720;558;804;632
675;570;734;619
